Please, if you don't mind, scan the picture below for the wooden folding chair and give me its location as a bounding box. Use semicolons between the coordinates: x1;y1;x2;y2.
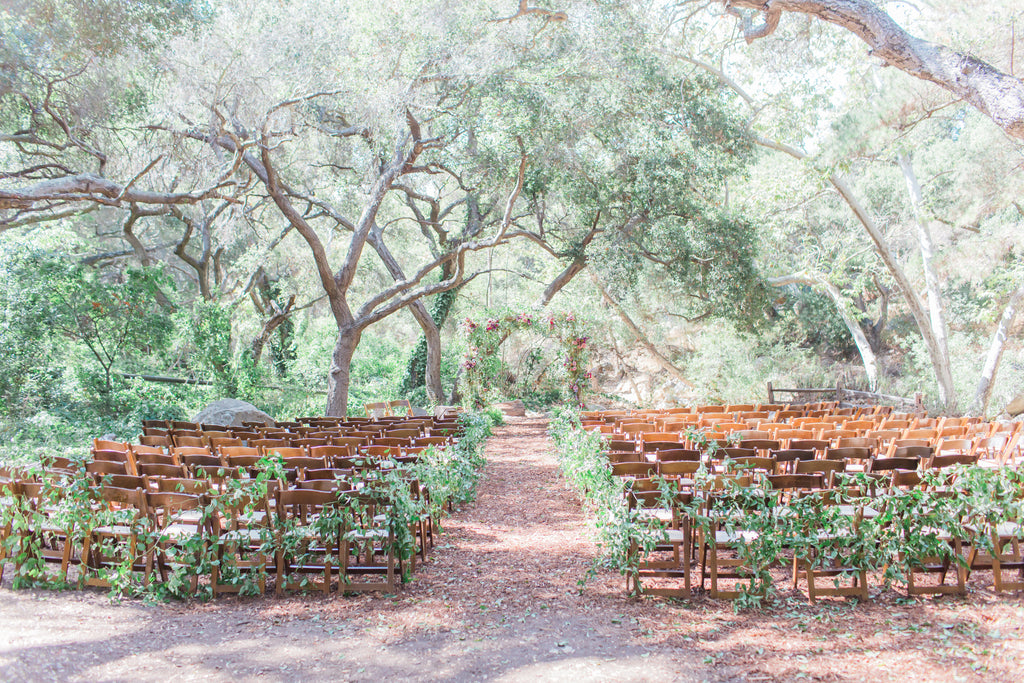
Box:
8;480;80;585
79;485;149;590
274;488;340;595
697;475;762;599
789;489;872;604
337;490;399;593
626;488;693;598
146;490;215;595
364;402;390;418
211;486;272;597
890;487;967;596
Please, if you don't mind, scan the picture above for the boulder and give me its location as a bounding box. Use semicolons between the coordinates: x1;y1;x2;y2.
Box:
1006;392;1024;417
494;400;527;417
192;399;275;427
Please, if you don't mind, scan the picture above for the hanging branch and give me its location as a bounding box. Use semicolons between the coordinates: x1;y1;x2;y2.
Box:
491;0;568;23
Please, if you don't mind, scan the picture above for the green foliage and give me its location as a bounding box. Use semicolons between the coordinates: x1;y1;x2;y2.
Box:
548;407;632;576
0;245;174;416
683;320;828;403
414;411;495;509
771;285;859;358
176;300;238;397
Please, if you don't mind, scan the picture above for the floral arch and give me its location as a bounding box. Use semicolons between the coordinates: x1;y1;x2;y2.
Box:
461;311;592;408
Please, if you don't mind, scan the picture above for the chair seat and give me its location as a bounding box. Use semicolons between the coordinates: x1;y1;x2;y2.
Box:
37;520;72;534
239;511;268;526
220;528;265;543
714;529;759;544
836;505;879;519
919;526;959;542
345;528;389;542
92;524;138;535
994;522;1024;538
664;529;687;543
638;508;673;523
160;523;204;540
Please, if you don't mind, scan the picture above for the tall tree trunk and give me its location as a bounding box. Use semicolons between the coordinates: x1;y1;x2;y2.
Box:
969;280;1024;417
408;300;445;402
898;154;957;412
326;327;361;417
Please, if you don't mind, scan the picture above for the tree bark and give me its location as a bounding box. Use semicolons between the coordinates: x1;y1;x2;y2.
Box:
898;153;956;411
410;301;444;403
251;295;296;366
768;271;879;390
969;280;1024;418
755;135;953;410
0;173;232;211
590;272;695;389
723;0;1024;140
327;327;361;417
535;259;587;308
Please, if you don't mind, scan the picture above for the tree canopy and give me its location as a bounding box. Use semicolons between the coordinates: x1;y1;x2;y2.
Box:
0;0;1020;427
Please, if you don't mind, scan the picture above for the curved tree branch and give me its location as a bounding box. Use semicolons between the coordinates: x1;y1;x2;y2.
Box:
723;0;1024;140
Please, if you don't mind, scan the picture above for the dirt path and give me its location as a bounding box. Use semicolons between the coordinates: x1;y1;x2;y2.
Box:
1;417;1022;682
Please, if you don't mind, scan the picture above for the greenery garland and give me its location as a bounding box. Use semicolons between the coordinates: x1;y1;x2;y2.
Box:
0;411;497;600
549;406;1024;608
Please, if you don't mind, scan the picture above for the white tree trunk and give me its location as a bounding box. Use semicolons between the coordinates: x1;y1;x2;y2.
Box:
768;272;879;390
898;154;957;412
969;281;1024;418
760;134;955;410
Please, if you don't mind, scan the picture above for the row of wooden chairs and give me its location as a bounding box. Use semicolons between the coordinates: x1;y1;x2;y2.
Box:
593;413;1020;465
140;417;460;446
0;474;406;596
95;432;455;478
626;468;1024;603
609;450;975;482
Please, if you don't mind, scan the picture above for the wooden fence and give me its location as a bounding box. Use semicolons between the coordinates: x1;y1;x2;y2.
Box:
767;382;924;413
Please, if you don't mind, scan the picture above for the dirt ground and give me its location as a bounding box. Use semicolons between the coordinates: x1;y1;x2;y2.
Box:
1;417;1022;682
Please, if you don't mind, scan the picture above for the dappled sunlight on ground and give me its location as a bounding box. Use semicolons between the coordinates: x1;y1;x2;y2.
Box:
1;417;1022;681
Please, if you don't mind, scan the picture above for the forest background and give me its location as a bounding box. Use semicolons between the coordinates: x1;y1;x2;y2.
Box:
1;0;1022;456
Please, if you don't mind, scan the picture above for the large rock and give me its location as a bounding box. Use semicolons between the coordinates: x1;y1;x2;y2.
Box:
192;399;275;427
494;400;527;417
1007;393;1024;417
